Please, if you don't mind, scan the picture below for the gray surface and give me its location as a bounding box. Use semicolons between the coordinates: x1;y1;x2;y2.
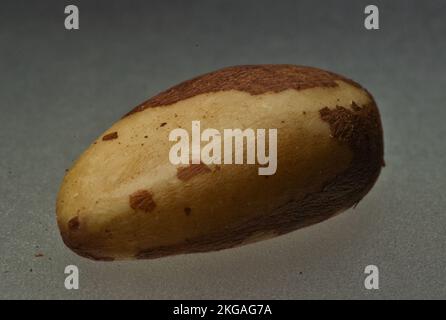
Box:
0;0;445;299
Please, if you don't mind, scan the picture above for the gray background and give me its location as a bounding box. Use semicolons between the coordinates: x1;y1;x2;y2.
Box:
0;0;445;299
